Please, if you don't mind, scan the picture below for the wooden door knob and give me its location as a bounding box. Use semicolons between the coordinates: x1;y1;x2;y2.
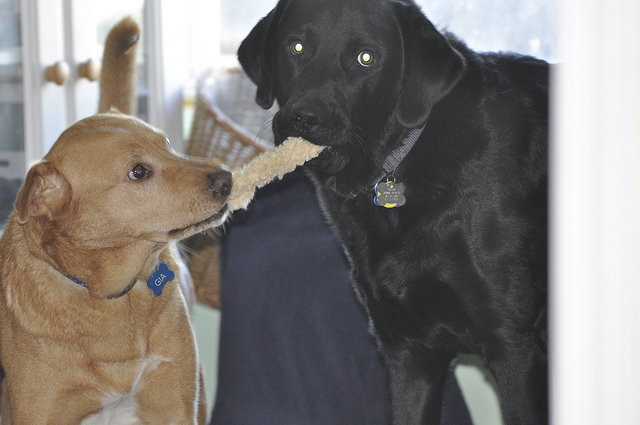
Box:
44;61;70;85
78;58;101;82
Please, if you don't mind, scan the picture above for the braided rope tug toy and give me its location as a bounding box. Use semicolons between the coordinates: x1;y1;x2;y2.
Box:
226;137;325;211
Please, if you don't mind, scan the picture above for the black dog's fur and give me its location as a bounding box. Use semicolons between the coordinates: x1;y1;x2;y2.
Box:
239;0;549;424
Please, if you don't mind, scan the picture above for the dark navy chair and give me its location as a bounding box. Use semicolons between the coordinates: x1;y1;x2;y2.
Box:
209;170;471;425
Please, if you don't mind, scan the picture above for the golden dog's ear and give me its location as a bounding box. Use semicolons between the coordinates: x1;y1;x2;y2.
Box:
15;161;71;224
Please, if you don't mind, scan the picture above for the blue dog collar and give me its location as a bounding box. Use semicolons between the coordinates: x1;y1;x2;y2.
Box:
66;274;89;289
65;262;175;299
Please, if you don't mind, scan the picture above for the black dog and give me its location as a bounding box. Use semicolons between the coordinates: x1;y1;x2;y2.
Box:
239;0;549;424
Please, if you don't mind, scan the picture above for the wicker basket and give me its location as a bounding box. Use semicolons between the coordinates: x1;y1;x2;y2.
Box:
187;67;275;168
185;68;275;309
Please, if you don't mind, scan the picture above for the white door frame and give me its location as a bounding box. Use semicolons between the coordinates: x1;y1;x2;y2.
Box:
144;0;188;152
551;0;640;424
20;0;68;165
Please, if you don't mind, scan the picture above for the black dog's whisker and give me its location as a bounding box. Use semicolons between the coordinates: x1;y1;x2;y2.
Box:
351;126;369;160
255;115;276;146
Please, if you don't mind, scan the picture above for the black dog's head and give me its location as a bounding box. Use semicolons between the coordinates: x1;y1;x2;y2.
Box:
239;0;465;190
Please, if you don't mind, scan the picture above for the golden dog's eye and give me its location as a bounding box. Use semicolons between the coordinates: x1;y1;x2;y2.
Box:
128;164;151;181
289;40;304;55
357;50;375;67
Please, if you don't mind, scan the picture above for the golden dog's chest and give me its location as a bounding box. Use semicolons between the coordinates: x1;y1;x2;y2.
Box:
80;354;171;425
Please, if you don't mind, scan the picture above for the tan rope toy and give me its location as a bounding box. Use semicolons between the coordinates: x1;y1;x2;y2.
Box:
227;137;325;211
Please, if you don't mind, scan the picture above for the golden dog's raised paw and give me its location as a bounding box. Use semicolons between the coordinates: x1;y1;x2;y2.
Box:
227;137;325;211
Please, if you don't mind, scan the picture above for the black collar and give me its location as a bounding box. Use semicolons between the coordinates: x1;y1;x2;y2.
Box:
374;125;426;185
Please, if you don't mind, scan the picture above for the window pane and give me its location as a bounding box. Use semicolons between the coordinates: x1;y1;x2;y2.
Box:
416;0;556;61
0;0;23;227
220;0;556;61
221;0;276;55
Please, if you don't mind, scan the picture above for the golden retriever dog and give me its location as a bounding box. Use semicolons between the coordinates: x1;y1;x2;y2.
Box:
0;18;229;424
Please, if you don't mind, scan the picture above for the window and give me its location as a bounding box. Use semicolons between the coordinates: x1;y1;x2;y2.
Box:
0;0;23;225
220;0;274;55
219;0;556;62
417;0;556;62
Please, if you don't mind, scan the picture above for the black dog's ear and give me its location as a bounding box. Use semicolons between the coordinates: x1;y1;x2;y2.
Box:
393;1;466;127
238;0;291;109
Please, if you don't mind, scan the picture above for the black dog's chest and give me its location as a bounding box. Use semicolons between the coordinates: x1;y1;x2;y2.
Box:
323;191;479;352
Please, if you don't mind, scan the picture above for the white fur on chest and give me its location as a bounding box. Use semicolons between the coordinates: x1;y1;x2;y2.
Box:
80;355;169;425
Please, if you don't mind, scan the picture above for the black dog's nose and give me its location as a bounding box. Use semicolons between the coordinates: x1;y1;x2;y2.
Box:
208;170;232;197
293;111;318;132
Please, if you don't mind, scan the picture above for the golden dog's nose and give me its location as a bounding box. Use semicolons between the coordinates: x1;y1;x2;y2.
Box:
208;170;232;197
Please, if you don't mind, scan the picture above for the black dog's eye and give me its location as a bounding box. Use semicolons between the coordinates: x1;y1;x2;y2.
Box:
128;164;151;181
357;50;375;67
289;40;304;55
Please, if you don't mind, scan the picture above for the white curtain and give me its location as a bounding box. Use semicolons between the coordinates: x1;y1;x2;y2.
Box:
551;0;640;423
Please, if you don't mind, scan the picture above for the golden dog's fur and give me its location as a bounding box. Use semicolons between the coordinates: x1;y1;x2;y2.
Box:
0;18;229;424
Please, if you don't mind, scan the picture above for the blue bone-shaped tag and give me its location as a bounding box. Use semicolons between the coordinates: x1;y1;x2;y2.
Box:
146;263;175;296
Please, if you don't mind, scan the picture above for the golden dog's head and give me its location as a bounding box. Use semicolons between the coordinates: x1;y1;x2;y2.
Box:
15;112;230;246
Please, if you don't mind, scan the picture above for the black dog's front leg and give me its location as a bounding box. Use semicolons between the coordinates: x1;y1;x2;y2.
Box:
487;342;548;425
381;346;454;425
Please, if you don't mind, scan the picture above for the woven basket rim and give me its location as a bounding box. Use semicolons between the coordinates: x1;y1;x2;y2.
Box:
196;67;274;152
